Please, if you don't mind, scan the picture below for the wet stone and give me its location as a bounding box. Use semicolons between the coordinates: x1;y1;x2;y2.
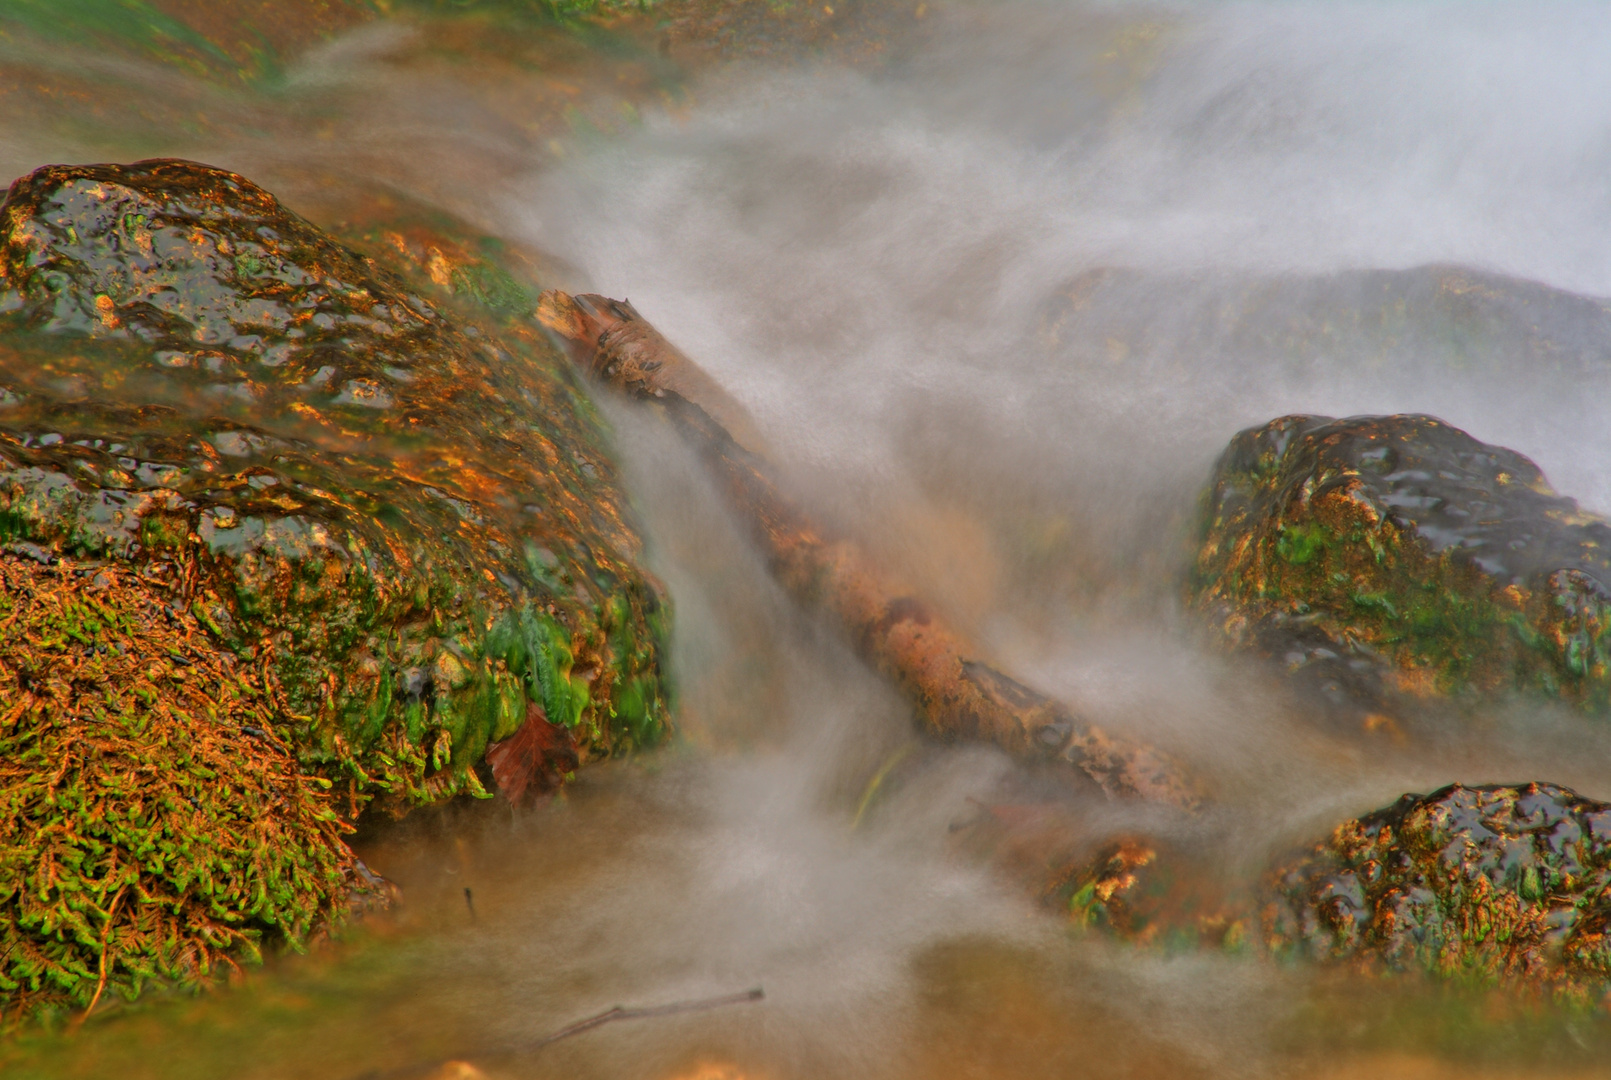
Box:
1265;782;1611;1001
1190;413;1611;724
0;159;672;811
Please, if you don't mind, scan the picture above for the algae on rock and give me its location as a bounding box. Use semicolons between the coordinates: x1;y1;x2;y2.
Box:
1189;413;1611;722
1266;782;1611;1002
0;157;671;809
0;158;672;1017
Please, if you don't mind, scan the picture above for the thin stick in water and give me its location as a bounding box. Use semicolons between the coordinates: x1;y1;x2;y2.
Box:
524;986;766;1050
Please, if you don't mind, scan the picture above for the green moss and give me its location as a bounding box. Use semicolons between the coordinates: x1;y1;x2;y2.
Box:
0;555;356;1026
1275;521;1327;566
0;158;675;1018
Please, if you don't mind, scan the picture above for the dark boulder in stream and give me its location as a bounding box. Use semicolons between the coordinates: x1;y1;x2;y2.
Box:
0;159;670;1019
1052;412;1611;999
1190;412;1611;726
1062;782;1611;1001
1266;782;1611;1001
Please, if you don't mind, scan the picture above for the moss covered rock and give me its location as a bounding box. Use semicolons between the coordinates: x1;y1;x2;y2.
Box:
1265;782;1611;1002
0;552;359;1023
1190;413;1611;722
1056;783;1611;1001
0;157;671;801
0;158;671;1015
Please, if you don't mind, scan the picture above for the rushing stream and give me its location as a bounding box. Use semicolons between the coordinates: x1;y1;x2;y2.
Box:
11;1;1611;1077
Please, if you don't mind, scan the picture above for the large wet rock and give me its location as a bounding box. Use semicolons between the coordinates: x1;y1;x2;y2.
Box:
0;158;670;799
1038;265;1611;404
1265;783;1611;1000
0;159;670;1015
1190;413;1611;723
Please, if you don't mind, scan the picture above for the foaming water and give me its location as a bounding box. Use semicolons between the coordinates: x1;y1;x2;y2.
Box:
15;2;1611;1078
519;0;1611;514
495;3;1611;1071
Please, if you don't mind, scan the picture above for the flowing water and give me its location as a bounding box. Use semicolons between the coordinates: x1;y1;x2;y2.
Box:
11;1;1611;1077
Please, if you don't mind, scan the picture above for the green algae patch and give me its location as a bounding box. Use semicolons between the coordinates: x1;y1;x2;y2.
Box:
1265;783;1611;1003
0;552;356;1025
1189;413;1611;722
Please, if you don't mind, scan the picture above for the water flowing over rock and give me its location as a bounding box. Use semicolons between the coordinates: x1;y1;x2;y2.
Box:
538;289;1202;810
0;159;670;1018
1190;412;1611;727
1056;414;1611;996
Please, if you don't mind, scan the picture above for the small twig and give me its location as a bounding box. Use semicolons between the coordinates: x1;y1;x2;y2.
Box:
524;987;765;1049
0;938;19;982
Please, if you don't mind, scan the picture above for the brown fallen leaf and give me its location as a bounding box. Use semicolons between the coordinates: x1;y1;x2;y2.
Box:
485;702;578;806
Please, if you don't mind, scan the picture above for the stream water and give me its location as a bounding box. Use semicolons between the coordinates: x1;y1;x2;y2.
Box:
11;1;1611;1077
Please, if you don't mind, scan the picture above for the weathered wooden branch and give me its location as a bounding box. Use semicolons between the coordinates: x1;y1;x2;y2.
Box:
537;291;1200;811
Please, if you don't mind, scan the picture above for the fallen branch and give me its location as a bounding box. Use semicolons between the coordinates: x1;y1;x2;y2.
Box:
537;291;1199;810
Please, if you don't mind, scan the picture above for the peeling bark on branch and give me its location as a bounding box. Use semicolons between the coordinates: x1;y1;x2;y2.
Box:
537;291;1199;811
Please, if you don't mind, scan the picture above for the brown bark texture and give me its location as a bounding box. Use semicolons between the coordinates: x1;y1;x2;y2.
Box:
537;291;1199;811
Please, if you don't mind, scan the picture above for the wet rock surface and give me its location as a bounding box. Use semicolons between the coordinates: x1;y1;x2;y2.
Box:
1190;412;1611;725
1051;783;1611;1001
1038;265;1611;401
0;158;672;1015
0;158;670;809
1265;782;1611;1001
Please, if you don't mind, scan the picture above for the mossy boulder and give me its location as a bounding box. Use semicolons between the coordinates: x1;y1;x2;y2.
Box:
1064;782;1611;1001
0;158;671;1016
1190;413;1611;722
1265;782;1611;1002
